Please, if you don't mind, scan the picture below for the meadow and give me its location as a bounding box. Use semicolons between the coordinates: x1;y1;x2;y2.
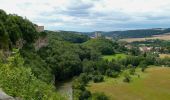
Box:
120;33;170;42
102;54;127;61
159;54;170;59
87;67;170;100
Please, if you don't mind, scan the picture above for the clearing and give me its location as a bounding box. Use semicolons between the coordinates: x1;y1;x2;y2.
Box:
102;54;127;61
159;54;170;59
87;67;170;100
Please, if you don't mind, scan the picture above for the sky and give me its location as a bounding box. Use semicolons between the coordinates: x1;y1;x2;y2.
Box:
0;0;170;32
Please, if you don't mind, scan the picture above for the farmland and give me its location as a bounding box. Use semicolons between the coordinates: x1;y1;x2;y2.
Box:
87;67;170;100
120;33;170;42
159;54;170;59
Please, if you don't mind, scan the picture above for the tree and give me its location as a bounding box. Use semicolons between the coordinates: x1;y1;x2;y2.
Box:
79;90;91;100
0;49;64;99
92;75;104;83
0;21;9;49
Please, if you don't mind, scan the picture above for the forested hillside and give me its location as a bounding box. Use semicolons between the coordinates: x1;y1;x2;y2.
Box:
0;9;38;50
84;28;170;39
0;9;65;99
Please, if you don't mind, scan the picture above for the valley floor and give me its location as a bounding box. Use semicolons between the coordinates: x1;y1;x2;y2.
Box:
87;67;170;100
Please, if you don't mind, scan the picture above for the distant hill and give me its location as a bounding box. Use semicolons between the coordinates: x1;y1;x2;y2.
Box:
82;28;170;39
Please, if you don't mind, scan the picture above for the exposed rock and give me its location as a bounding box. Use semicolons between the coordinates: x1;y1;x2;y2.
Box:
34;36;48;50
0;90;14;100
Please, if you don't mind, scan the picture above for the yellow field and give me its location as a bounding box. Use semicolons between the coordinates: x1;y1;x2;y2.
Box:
87;67;170;100
159;54;170;58
120;33;170;42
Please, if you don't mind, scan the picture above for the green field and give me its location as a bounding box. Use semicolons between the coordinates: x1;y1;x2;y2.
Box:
87;67;170;100
102;54;127;61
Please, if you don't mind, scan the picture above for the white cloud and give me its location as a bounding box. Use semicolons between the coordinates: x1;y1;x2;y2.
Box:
0;0;170;31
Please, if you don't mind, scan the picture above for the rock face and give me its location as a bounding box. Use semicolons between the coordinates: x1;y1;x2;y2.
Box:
0;90;15;100
34;36;48;51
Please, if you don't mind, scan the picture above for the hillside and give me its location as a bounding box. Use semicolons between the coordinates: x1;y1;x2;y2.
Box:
120;33;170;42
0;9;38;50
88;67;170;100
83;28;170;39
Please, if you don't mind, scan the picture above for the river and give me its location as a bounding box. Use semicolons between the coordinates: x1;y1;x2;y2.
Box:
56;80;73;100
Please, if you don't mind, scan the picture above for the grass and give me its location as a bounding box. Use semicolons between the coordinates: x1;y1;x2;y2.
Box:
159;54;170;59
102;54;127;61
87;67;170;100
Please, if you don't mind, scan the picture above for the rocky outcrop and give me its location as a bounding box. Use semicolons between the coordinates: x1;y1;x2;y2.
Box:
34;36;48;50
0;90;14;100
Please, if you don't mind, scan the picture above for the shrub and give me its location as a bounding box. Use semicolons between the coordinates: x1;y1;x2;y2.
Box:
93;75;104;83
105;69;119;78
123;72;131;83
129;68;135;75
79;90;92;100
93;92;109;100
112;71;119;78
141;67;146;72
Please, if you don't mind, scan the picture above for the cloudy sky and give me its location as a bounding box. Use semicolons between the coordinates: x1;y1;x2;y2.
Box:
0;0;170;32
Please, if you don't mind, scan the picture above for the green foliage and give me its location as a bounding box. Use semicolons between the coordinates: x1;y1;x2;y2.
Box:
0;9;38;49
92;75;104;83
0;21;9;49
83;38;116;55
0;50;64;100
73;75;89;100
21;48;53;83
79;90;91;100
37;32;100;81
47;31;89;43
92;92;109;100
129;68;136;75
105;69;119;78
102;54;127;61
123;72;131;83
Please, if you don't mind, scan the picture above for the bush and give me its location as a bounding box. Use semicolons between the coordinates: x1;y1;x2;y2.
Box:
79;90;92;100
123;72;131;83
93;92;109;100
141;67;146;72
129;68;135;75
105;69;112;77
79;73;90;84
112;71;119;78
105;69;119;78
93;75;104;83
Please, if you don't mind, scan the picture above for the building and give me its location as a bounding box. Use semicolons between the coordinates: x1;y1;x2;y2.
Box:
95;32;101;38
139;46;153;52
105;36;112;40
35;25;44;32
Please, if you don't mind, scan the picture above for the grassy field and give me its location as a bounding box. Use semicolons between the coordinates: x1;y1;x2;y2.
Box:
120;33;170;42
159;54;170;59
102;54;127;61
87;67;170;100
